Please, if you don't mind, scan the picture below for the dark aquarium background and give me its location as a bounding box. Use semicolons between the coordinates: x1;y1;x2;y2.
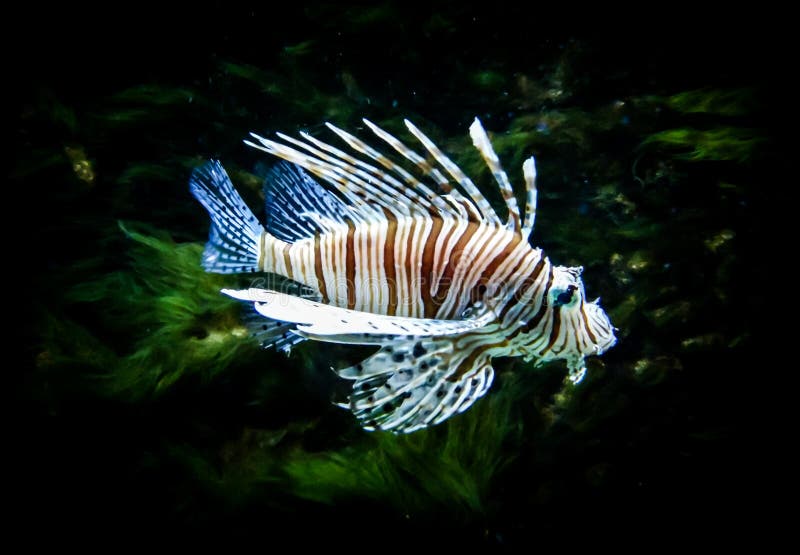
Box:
12;3;785;546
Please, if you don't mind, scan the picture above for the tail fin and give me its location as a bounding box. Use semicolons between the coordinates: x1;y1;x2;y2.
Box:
189;160;265;274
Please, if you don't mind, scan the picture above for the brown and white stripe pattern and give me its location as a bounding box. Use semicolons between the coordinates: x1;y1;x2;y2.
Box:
246;118;615;373
192;117;618;432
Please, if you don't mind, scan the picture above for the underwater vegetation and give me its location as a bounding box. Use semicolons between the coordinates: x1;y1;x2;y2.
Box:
14;4;780;546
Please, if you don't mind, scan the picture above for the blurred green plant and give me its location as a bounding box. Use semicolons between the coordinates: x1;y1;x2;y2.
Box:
643;127;765;163
284;377;522;517
666;88;756;116
39;224;254;398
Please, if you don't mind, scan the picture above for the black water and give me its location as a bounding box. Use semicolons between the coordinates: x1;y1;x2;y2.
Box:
13;4;786;547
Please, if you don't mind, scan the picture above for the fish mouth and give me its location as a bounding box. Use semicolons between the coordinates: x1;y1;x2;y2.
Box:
586;302;617;355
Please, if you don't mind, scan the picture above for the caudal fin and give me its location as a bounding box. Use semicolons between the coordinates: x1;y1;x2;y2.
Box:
189;160;265;273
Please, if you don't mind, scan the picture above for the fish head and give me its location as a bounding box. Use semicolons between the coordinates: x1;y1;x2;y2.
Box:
537;265;617;366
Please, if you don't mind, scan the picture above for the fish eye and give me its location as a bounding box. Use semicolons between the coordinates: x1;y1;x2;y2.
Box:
461;301;484;319
552;285;577;308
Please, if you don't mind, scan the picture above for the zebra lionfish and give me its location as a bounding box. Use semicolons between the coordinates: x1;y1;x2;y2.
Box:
190;117;616;433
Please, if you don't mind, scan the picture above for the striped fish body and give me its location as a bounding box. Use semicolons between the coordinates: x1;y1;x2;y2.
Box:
190;118;616;433
265;216;538;322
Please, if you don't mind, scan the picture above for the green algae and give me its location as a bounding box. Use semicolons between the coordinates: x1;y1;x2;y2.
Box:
643;127;765;162
666;88;757;117
285;378;522;516
48;224;254;398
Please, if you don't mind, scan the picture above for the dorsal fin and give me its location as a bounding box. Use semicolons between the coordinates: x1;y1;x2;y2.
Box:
403;119;502;225
247;132;441;222
360;118;481;220
469;118;521;233
520;157;538;240
263;161;351;242
321;122;459;218
246;118;538;238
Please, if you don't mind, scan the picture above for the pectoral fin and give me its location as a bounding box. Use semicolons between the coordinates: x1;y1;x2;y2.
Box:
337;336;497;433
222;288;502;432
221;288;496;344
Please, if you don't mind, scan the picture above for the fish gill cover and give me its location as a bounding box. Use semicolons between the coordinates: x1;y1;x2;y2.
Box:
12;3;784;548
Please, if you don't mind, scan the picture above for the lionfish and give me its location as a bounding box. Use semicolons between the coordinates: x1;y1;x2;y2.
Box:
190;117;616;433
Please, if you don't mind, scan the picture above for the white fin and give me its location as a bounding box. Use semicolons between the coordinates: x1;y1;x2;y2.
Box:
245;118;541;241
521;157;538;240
403;118;501;224
338;336;497;433
321;122;455;218
220;289;496;344
245;118;530;226
469;117;521;233
189;160;265;274
263;161;351;242
247;131;417;222
361;118;477;219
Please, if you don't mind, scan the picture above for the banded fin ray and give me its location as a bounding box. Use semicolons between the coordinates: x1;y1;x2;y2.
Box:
276;130;417;218
521;157;538;239
241;305;305;353
320;122;460;219
248;133;436;221
338;337;496;433
360;118;476;220
403;118;501;225
188;160;264;273
469;118;521;233
221;289;496;344
246;119;519;226
263;161;352;242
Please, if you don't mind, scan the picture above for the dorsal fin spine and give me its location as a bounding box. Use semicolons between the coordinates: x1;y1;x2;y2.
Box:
361;118;466;217
246;135;380;221
323;122;455;217
275;131;415;218
521;157;538;240
403;119;502;226
469;117;522;234
248;134;403;221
